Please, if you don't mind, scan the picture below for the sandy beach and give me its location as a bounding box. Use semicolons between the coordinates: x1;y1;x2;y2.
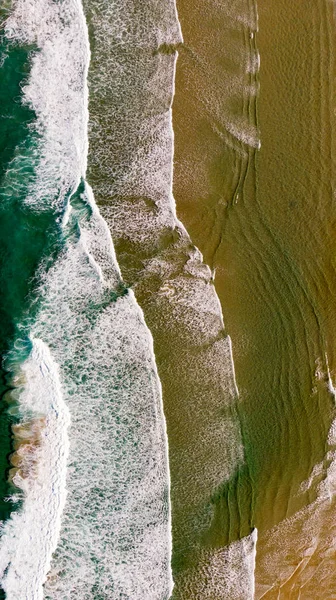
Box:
173;0;336;596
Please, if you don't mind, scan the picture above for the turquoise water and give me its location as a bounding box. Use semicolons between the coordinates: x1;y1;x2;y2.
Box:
0;30;66;522
0;32;37;520
0;2;174;597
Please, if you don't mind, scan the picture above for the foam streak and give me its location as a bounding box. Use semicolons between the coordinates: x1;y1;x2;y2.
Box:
0;0;173;597
0;340;70;600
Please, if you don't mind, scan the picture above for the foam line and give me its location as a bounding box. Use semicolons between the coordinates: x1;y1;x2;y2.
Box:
0;340;70;600
1;0;173;597
34;182;174;598
78;0;254;594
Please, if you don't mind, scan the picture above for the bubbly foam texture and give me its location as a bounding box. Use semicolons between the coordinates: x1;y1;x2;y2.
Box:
1;0;173;597
3;0;257;596
82;0;253;594
5;0;89;209
0;340;70;600
84;0;243;411
34;184;172;599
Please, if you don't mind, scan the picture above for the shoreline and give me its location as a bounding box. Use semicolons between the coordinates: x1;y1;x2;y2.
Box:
172;0;336;595
82;0;248;595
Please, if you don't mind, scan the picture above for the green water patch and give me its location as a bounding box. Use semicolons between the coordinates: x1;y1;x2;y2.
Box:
0;34;57;353
0;33;70;524
0;177;103;526
0;42;36;182
0;35;39;520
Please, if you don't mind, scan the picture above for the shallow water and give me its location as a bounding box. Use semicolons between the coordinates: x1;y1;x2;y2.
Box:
1;0;336;597
173;0;336;596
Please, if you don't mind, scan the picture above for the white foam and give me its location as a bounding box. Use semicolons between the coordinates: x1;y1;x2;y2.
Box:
33;183;173;599
325;353;336;400
1;0;173;597
5;0;89;210
82;0;253;593
0;339;70;600
3;0;259;596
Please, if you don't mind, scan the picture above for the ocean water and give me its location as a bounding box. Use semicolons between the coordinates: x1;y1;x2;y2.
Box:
0;6;59;523
0;0;174;598
1;0;335;597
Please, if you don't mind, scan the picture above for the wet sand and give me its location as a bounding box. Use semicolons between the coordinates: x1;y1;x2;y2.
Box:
173;0;336;596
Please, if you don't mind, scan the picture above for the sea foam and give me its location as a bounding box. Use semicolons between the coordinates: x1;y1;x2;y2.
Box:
0;339;70;600
4;0;89;211
0;0;173;598
35;182;173;599
82;0;254;595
